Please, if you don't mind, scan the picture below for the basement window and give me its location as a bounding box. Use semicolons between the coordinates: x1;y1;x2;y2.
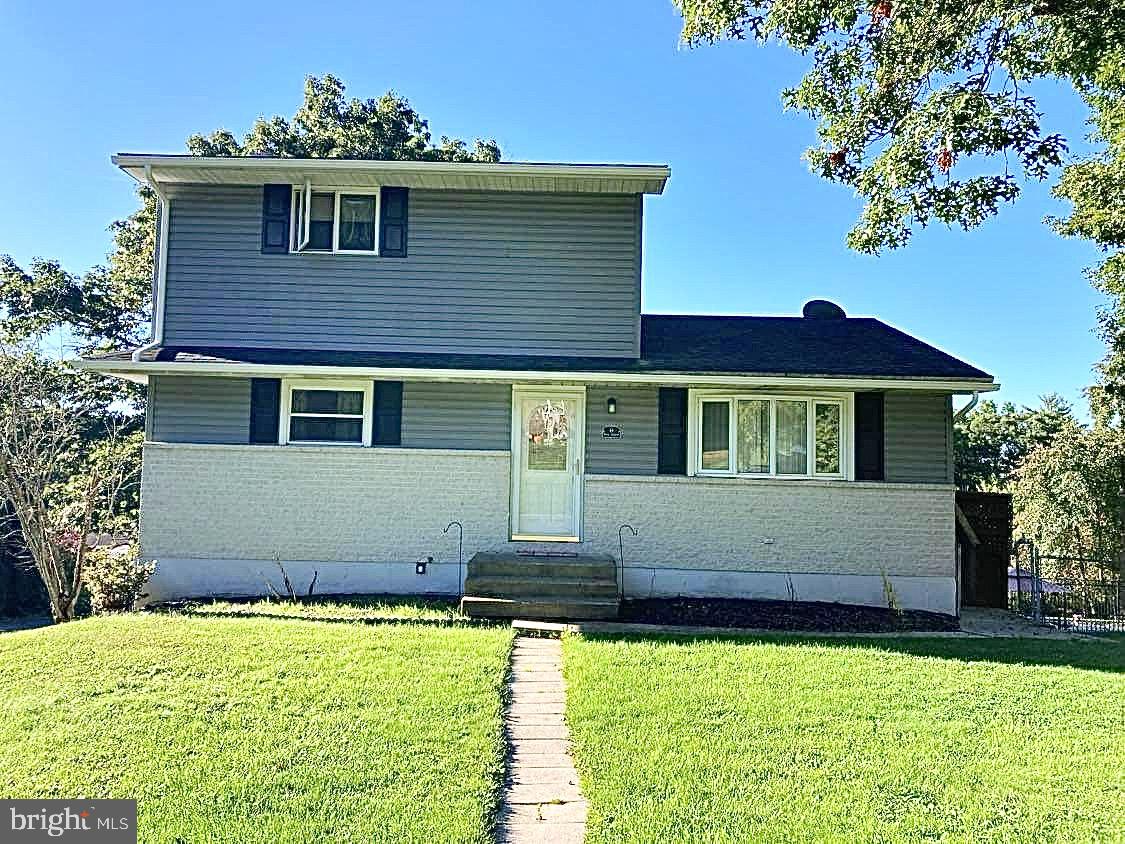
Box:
280;380;374;445
692;393;848;479
291;187;379;254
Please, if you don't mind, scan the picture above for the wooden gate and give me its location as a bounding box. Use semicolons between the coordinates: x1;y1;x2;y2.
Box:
956;491;1012;608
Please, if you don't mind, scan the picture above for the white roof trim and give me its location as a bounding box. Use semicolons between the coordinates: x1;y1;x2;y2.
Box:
113;154;671;195
75;358;998;393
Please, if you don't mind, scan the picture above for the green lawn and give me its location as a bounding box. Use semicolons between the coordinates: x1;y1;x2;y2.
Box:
0;614;513;843
562;634;1125;843
180;594;466;622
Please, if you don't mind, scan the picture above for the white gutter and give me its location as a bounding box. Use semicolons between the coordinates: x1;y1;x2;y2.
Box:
112;154;672;182
110;154;672;196
953;391;981;421
75;358;999;394
132;164;170;362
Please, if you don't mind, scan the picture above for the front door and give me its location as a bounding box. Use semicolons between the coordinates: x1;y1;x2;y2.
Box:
511;388;585;540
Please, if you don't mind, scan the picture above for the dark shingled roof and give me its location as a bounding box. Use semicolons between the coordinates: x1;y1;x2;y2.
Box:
641;315;991;379
88;314;992;381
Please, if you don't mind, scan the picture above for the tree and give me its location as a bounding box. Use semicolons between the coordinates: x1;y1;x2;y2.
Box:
1050;54;1125;421
674;0;1123;253
187;75;501;163
954;394;1073;490
0;191;155;354
1015;419;1125;577
0;351;141;621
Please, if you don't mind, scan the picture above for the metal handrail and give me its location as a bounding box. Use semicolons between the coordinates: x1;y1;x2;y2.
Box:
443;521;464;596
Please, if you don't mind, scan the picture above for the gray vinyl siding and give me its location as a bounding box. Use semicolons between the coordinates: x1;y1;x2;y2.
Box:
400;382;511;450
884;392;953;484
147;376;953;485
149;376;251;444
585;385;659;475
162;186;641;357
148;376;510;450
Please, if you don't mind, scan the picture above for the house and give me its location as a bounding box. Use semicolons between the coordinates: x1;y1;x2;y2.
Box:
80;154;997;618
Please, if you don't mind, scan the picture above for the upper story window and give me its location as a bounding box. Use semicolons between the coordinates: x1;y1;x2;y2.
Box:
692;392;848;480
291;188;380;254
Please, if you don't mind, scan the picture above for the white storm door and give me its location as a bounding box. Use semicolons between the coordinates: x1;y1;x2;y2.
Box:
511;389;585;540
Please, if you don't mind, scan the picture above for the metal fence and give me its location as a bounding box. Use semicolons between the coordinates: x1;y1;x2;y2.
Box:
1009;540;1125;633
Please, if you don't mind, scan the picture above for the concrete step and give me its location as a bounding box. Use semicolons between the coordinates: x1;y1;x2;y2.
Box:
461;596;620;621
464;576;618;600
468;557;616;579
468;552;615;577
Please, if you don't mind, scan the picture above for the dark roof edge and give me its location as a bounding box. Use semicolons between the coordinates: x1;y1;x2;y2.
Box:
76;347;997;389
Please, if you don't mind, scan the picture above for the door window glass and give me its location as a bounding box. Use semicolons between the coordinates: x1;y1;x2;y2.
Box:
526;401;569;470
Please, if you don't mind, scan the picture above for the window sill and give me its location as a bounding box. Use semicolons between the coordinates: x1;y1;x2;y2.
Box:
292;250;380;257
293;250;381;257
284;440;365;447
695;472;846;482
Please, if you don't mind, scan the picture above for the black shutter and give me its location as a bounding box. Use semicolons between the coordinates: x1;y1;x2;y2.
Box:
854;392;885;481
261;185;291;254
372;381;403;445
379;187;409;257
657;387;688;475
249;378;281;444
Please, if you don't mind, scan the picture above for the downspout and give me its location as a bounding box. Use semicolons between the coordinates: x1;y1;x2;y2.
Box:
953;391;980;422
132;164;170;362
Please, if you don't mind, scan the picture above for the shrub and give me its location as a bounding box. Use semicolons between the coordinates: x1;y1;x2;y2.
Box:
83;544;155;613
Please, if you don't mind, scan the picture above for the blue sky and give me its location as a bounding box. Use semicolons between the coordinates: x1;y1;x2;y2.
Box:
2;0;1105;412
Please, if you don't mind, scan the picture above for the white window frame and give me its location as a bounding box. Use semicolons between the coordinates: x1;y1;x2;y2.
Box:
688;390;853;480
279;378;374;446
289;185;381;255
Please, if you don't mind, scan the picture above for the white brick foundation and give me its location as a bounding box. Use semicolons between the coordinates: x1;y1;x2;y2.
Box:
580;475;956;614
140;443;508;601
140;444;956;613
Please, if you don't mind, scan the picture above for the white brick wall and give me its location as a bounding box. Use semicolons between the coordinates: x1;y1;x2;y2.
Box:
574;475;956;614
140;443;510;563
578;474;955;578
140;444;955;612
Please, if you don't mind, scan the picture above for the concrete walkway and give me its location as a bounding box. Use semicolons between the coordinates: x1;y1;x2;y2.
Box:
958;607;1091;639
497;636;587;844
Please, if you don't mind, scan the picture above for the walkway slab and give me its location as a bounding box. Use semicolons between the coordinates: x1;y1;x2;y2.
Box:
508;702;565;715
506;712;566;726
508;724;570;740
509;766;579;784
498;822;585;844
497;635;587;844
510;751;575;769
509;738;570;756
510;691;566;704
501;802;589;824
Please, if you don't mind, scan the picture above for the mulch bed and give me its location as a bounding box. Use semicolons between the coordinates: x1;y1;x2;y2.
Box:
618;598;959;633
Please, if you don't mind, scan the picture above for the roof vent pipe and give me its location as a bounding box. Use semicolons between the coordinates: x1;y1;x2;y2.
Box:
802;300;847;320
